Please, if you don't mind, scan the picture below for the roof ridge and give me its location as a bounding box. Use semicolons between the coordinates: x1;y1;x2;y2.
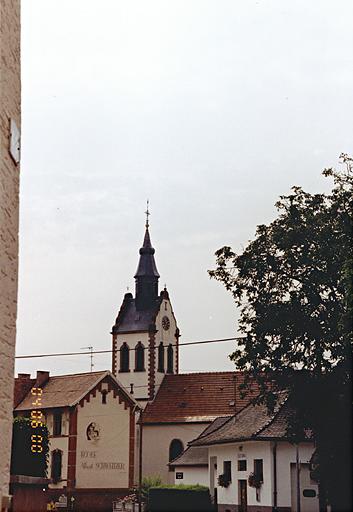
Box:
169;371;239;376
45;370;107;379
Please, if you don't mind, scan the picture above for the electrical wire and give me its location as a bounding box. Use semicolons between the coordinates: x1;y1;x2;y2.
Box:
15;336;245;360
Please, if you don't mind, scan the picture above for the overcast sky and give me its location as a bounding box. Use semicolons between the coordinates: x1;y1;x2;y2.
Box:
16;0;353;378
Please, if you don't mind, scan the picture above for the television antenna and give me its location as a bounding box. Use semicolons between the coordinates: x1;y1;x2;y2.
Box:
81;346;94;372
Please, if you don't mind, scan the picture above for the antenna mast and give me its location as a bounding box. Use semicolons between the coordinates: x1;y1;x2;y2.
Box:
81;346;94;372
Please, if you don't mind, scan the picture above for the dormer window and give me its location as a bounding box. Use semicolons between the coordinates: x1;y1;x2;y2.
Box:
120;343;130;372
135;342;145;372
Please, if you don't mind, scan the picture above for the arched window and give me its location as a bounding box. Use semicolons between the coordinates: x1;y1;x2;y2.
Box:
135;342;145;372
169;439;184;462
167;344;173;374
51;449;62;482
120;343;130;372
158;342;164;372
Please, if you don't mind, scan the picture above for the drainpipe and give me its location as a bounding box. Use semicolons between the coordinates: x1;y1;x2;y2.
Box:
138;408;143;512
272;442;278;512
296;444;301;512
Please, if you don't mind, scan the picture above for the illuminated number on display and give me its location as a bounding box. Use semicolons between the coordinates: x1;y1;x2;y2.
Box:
30;387;44;454
31;434;43;443
31;387;43;396
31;420;44;428
31;397;42;407
31;445;43;453
31;410;43;420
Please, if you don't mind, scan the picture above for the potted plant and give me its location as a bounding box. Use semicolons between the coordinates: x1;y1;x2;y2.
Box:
217;474;230;488
248;472;262;489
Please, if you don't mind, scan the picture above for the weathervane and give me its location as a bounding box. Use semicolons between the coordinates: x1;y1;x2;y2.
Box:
145;199;150;229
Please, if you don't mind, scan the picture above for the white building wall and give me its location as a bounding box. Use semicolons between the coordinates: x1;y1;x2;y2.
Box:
208;441;316;510
276;442;316;509
208;442;273;508
173;466;208;487
115;331;151;400
114;296;178;402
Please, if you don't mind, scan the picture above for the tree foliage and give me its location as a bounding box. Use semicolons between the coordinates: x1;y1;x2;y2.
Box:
10;416;50;478
209;154;352;510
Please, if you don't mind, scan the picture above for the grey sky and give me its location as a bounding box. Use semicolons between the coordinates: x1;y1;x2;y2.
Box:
17;0;353;377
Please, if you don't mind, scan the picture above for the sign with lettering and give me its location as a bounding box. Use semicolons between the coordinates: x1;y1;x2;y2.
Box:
176;472;183;479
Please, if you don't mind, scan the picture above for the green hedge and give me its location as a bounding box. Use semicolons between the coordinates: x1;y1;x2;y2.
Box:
10;416;50;477
150;484;208;491
148;486;213;512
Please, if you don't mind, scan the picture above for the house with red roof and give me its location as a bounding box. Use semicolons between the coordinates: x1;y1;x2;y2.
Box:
13;370;138;512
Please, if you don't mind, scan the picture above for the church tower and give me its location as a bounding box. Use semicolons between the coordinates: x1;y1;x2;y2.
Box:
111;212;180;405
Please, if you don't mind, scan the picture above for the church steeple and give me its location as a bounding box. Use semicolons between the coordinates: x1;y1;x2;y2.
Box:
134;204;160;310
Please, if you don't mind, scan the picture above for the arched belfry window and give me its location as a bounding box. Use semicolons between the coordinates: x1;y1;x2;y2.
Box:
167;344;174;374
51;449;62;482
120;342;130;372
158;342;164;372
135;342;145;372
169;439;184;462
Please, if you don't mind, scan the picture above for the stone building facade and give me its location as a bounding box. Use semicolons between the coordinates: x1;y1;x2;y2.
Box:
0;1;21;510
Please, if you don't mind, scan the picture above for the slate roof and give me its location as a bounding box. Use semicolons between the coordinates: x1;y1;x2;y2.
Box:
169;446;209;467
169;416;231;467
134;228;160;278
112;293;161;334
142;372;259;424
190;394;297;446
15;370;136;411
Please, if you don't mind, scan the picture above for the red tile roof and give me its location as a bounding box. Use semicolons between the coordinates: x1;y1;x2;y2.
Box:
142;372;259;424
15;371;137;411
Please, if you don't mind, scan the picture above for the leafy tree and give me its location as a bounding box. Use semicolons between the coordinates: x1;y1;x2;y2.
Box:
10;416;50;478
209;154;352;512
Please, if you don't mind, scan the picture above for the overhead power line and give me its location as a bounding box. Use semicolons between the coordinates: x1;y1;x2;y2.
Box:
15;336;245;360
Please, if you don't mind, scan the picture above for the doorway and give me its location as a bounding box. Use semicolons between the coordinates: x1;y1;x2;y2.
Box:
238;479;247;512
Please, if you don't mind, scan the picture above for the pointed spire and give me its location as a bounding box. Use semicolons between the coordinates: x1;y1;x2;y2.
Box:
134;204;160;310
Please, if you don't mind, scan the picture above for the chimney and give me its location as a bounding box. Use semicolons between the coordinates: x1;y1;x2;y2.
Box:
35;371;50;388
18;373;31;380
14;373;35;408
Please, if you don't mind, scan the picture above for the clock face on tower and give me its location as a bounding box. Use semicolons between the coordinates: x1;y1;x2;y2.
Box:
162;316;170;331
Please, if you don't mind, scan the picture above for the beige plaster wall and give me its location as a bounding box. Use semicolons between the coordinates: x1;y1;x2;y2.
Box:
142;423;208;484
46;409;70;489
76;388;131;489
0;0;20;508
48;436;69;490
